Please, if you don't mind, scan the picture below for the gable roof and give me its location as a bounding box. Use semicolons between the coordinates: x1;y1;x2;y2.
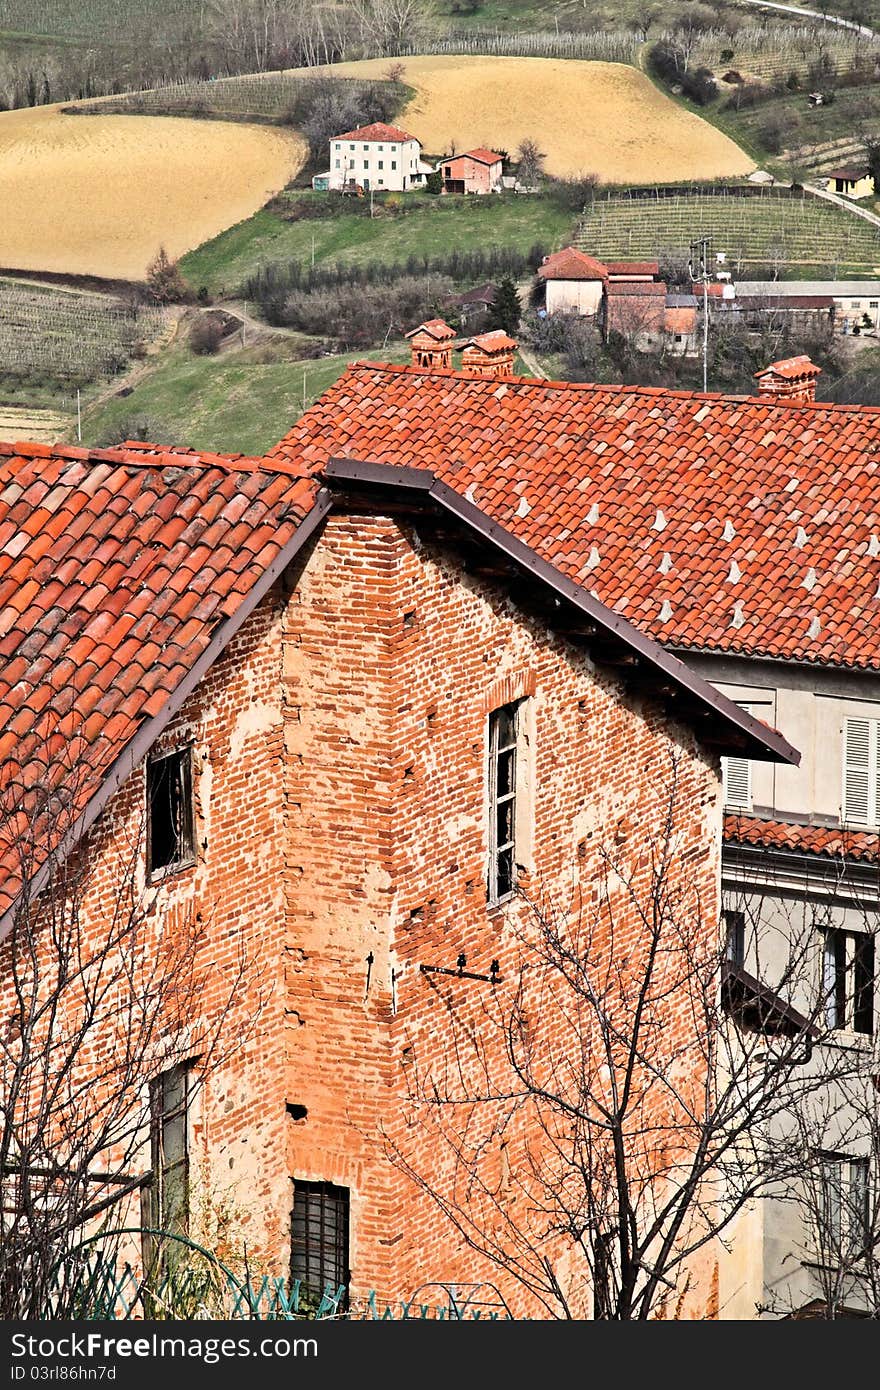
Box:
332;122;417;143
606;261;660;278
537;248;608;282
0;427;797;934
0;440;319;928
454;147;503;165
270;360;880;671
322;457;796;769
606;282;667;298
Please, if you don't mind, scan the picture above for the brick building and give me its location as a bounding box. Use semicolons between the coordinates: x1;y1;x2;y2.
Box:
283;353;880;1317
0;417;792;1318
441;148;503;195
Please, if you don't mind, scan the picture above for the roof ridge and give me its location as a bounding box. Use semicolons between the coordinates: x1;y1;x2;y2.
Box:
340;360;880;413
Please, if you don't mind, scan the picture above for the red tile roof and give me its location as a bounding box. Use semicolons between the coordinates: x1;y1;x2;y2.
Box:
724;813;880;862
404;318;457;341
537;248;608;282
457;147;503;164
269;360;880;671
0;441;316;923
664;306;697;332
606;261;660;278
606;282;667;297
332;122;416;143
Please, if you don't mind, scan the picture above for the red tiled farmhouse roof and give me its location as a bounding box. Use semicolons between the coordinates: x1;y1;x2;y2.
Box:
663;306;697;332
606;261;660;277
332;122;417;143
269;360;880;672
456;147;503;165
537;248;608;282
606;282;667;298
0;440;317;921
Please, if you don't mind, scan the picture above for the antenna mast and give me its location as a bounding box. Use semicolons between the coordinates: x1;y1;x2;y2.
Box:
688;235;710;393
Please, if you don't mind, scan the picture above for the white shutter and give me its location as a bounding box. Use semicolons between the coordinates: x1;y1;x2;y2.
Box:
722;756;751;809
843;717;877;826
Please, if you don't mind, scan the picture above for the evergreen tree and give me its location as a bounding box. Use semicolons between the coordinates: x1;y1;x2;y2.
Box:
489;276;522;336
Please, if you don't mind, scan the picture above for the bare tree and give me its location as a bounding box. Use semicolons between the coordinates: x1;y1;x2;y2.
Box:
515;138;545;191
630;6;662;42
0;742;263;1319
388;753;880;1319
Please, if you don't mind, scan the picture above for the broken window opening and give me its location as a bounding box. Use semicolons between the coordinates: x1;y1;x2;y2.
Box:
147;748;195;879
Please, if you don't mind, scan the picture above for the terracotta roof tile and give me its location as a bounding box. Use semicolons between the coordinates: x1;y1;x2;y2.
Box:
724;813;880;862
268;360;880;671
0;441;317;921
537;247;609;282
456;147;503;164
332;121;417;143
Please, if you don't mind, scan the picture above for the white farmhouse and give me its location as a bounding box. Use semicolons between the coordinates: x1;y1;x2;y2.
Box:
325;122;429;193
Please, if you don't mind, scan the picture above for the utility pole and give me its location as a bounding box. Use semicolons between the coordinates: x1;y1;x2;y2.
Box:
688;235;710;394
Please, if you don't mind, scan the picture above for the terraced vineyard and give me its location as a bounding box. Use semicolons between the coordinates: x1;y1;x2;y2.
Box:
0;281;167;383
576;188;880;272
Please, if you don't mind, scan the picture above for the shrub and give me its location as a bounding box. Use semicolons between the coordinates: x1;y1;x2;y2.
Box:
145;246;189;304
681;66;718;105
280;274;455;347
95;414;177;447
546;173;601;212
189;313;225;355
425;169;442;195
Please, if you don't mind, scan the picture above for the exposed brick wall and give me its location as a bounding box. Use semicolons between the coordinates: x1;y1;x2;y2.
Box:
280;511;722;1316
3;506;723;1317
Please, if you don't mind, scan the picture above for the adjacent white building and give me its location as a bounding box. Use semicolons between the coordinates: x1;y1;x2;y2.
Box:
320;121;430;193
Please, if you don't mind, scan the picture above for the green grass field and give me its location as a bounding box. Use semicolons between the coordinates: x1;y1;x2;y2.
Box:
78;332;533;455
181;193;575;297
77;340;412;456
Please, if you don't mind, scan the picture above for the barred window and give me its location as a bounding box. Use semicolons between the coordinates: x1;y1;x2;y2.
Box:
291;1181;350;1304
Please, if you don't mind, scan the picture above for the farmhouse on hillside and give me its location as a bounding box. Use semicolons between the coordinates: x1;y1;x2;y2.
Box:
537;247;701;352
821;165;874;200
441;281;499;330
316;121;432;193
441;148;503;195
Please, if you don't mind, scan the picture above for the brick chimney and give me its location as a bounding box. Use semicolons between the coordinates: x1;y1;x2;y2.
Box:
459;329;516;379
404;318;457;369
754;354;821;403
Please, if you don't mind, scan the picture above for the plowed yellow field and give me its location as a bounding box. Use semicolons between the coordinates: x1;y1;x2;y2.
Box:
0;105;304;279
320;55;753;182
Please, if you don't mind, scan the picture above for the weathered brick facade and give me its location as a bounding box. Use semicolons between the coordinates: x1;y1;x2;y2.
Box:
17;505;731;1316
